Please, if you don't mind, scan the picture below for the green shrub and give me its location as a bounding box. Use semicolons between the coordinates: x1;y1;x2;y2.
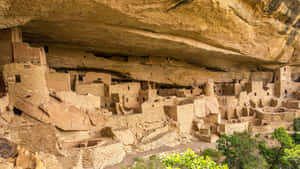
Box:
294;118;300;131
259;127;295;169
126;150;227;169
217;131;268;169
284;145;300;169
291;133;300;144
200;148;222;162
162;149;228;169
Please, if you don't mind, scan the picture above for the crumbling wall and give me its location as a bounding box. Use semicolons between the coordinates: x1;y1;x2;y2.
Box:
165;103;194;134
83;72;111;85
12;43;46;65
219;122;249;135
3;63;49;107
76;83;106;97
0;28;22;95
46;72;71;92
139;89;158;103
218;96;238;120
0;28;22;43
110;82;140;109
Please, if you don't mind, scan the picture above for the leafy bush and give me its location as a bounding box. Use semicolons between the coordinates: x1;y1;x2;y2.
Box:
273;127;295;147
259;127;295;169
126;150;227;169
217;131;268;169
294;118;300;131
284;145;300;169
162;149;228;169
200;148;222;162
291;133;300;144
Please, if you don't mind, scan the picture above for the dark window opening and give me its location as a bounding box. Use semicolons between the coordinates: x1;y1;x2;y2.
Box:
83;56;87;58
128;86;130;90
44;46;48;53
284;67;286;71
254;92;257;96
13;107;22;116
267;92;270;96
126;98;128;103
78;75;84;81
285;89;288;96
15;75;21;83
142;97;145;102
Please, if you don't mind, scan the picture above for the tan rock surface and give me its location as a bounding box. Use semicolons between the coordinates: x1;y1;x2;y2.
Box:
138;131;179;151
0;161;14;169
38;152;63;169
1;0;300;71
81;142;126;169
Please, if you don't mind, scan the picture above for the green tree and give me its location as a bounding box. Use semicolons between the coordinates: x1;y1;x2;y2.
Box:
291;133;300;144
217;131;268;169
294;118;300;131
284;145;300;169
200;148;222;163
162;149;228;169
259;127;295;169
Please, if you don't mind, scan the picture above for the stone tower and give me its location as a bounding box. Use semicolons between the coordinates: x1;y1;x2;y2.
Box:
274;66;291;98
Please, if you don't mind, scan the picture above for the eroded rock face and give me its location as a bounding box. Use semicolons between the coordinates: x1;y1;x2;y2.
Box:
1;0;300;70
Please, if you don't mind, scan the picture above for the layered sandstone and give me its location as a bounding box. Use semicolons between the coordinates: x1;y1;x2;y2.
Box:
1;0;300;71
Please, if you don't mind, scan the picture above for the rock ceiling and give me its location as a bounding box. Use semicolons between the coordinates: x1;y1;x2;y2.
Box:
1;0;300;71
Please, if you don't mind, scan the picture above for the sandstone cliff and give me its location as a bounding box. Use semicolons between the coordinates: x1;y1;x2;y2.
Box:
1;0;300;71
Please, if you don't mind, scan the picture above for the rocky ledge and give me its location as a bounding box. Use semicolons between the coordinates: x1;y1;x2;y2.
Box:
1;0;300;71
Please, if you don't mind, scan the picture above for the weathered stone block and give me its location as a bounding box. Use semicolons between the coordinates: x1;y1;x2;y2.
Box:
165;103;194;134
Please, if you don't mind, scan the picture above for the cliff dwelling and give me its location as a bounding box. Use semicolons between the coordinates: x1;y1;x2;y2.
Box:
1;0;300;168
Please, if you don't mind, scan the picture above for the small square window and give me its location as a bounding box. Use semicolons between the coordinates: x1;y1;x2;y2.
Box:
15;75;21;83
78;75;84;81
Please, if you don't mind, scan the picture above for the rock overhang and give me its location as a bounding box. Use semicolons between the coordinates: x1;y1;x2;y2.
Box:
1;0;300;71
